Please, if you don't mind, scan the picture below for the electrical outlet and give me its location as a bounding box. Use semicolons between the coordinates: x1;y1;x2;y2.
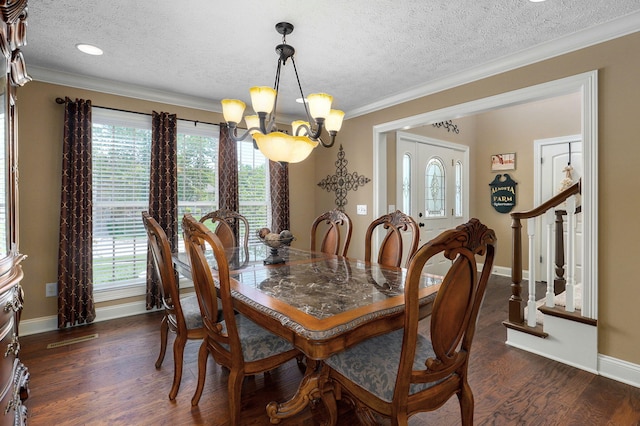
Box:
45;282;58;297
356;204;367;215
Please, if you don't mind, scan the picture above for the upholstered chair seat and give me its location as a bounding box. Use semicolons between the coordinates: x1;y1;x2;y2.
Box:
173;295;204;329
218;314;296;362
325;328;440;402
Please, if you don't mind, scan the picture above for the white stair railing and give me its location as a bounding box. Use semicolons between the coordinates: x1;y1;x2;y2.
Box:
529;194;581;322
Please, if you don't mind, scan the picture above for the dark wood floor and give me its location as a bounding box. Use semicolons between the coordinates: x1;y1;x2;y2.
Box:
19;275;640;425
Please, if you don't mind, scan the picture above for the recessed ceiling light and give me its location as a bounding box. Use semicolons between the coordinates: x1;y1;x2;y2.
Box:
76;43;103;56
529;0;547;2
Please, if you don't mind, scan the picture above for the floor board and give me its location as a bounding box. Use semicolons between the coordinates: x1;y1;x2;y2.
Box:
18;275;640;425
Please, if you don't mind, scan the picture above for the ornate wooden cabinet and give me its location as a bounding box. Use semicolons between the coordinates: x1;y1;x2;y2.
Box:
0;1;30;424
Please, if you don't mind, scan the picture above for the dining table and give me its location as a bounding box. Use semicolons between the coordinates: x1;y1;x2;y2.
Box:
172;243;441;424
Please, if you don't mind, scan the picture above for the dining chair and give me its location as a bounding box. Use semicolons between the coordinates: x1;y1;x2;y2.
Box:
181;214;301;424
142;211;205;401
200;208;250;267
310;208;353;257
364;210;419;268
322;218;496;426
199;208;250;249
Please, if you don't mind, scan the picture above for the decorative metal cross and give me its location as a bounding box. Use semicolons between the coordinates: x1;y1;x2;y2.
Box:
317;145;371;211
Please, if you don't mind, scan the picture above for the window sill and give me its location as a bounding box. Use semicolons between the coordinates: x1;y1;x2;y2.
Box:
93;277;194;303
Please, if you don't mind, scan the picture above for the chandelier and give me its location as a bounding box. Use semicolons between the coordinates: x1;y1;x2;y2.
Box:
221;22;344;164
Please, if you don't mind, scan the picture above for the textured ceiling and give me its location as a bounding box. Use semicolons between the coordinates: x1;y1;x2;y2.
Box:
22;1;640;118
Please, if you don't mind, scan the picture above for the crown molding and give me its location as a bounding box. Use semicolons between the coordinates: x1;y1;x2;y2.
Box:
29;65;220;112
346;11;640;119
29;11;639;120
29;65;303;124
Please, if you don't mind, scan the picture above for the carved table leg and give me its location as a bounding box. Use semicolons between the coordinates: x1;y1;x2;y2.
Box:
266;360;337;425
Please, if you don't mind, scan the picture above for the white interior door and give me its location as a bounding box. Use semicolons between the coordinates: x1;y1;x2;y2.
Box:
396;132;469;275
535;136;583;283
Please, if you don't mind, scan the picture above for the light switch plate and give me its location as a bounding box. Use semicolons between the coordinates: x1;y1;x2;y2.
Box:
356;204;367;215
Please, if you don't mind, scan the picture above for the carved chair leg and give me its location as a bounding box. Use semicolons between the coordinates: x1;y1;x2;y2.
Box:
228;368;245;426
155;315;169;368
191;341;209;406
169;333;186;400
458;380;474;426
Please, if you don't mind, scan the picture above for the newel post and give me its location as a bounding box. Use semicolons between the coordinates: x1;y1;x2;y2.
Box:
554;210;566;295
509;217;524;323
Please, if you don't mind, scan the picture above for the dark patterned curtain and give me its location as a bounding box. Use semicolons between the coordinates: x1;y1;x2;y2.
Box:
218;124;240;239
269;161;290;232
146;111;178;309
218;124;239;211
57;97;95;328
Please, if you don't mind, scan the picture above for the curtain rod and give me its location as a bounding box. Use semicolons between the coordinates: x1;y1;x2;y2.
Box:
55;97;220;127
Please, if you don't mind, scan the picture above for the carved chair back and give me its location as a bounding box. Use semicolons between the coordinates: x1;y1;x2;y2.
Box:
310;209;353;257
364;210;419;268
143;211;185;335
199;208;249;250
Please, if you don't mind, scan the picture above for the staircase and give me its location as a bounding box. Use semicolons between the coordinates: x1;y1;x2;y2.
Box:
502;180;598;372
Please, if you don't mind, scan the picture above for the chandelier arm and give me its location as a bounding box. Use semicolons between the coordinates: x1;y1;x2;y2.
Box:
255;111;265;134
307;118;325;140
226;123;255;142
290;57;313;124
318;131;337;148
264;57;285;134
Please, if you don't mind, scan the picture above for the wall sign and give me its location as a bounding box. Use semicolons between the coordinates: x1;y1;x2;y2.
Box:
489;174;517;213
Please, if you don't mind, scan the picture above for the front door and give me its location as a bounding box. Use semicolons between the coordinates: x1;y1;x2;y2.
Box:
396;132;469;275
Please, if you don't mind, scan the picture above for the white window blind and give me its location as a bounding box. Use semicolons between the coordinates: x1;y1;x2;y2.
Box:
176;121;219;251
237;139;269;244
92;109;152;290
92;110;270;294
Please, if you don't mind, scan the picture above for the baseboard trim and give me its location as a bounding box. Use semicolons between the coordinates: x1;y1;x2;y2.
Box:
599;354;640;389
19;301;158;336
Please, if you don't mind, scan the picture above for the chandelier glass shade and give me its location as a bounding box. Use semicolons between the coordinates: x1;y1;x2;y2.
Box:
221;22;344;164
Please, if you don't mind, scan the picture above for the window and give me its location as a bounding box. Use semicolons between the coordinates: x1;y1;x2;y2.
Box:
455;160;463;217
402;153;411;214
425;157;445;217
92;109;269;299
237;140;269;244
175;121;218;252
92;110;151;293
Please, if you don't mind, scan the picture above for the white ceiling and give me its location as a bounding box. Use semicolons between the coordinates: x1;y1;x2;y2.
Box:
22;1;640;119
